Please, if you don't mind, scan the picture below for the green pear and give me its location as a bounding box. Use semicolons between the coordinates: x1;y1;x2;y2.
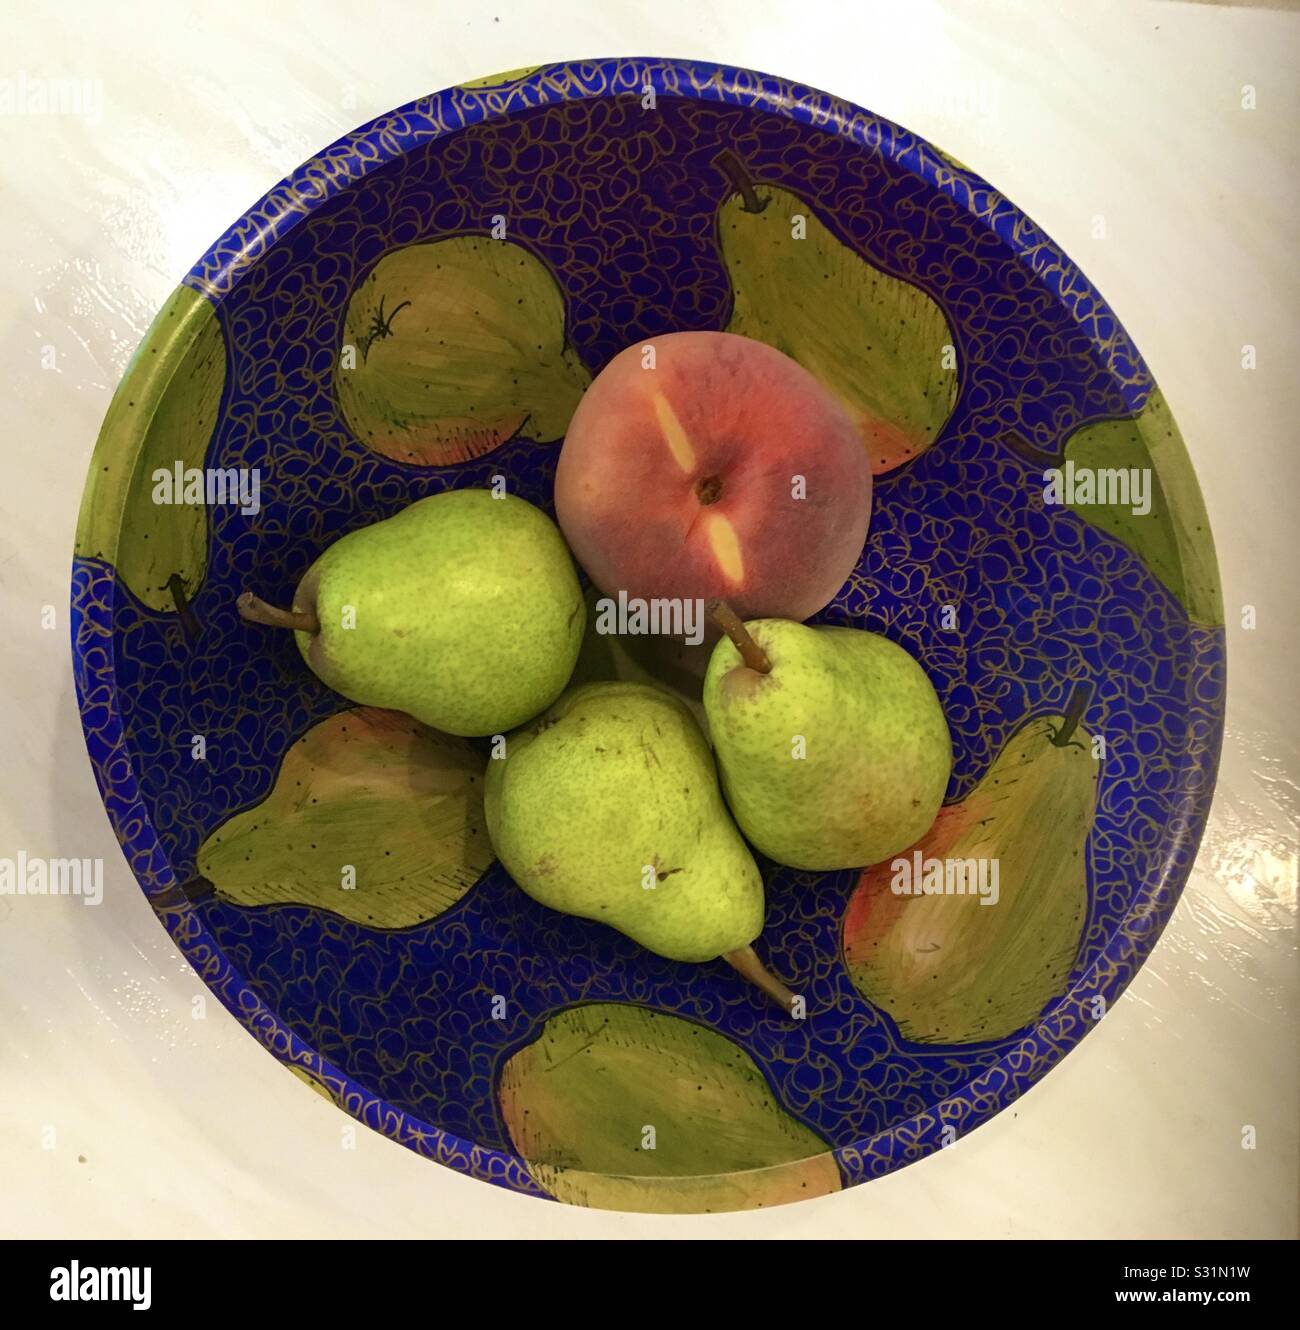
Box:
485;681;795;1009
843;685;1097;1042
75;285;225;612
194;707;491;928
1061;389;1222;626
336;236;590;466
238;489;583;737
499;1004;838;1211
703;605;951;871
717;158;957;474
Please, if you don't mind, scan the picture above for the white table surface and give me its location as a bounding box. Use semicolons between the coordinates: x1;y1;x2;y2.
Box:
1;0;1296;1239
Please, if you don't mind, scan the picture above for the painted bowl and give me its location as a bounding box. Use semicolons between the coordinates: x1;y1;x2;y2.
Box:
71;58;1225;1213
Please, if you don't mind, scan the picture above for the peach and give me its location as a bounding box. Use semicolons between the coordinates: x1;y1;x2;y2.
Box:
555;332;872;622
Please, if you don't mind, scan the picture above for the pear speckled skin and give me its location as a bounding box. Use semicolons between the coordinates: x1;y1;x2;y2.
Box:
704;620;952;871
294;490;583;737
485;682;764;963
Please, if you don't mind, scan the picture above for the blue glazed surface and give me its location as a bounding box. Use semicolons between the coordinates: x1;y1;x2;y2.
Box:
71;57;1225;1202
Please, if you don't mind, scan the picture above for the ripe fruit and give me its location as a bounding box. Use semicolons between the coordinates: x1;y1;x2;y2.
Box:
704;607;951;871
237;489;584;737
555;331;872;623
485;681;796;1010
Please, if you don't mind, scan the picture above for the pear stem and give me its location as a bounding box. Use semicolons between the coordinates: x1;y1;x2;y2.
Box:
707;599;770;673
1051;680;1094;747
717;150;768;215
236;590;319;635
167;573;200;644
723;946;799;1015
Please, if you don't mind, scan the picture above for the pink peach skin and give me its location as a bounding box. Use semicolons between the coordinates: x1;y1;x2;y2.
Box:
555;332;872;622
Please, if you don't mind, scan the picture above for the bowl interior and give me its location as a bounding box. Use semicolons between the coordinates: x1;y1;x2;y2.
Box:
71;59;1225;1211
